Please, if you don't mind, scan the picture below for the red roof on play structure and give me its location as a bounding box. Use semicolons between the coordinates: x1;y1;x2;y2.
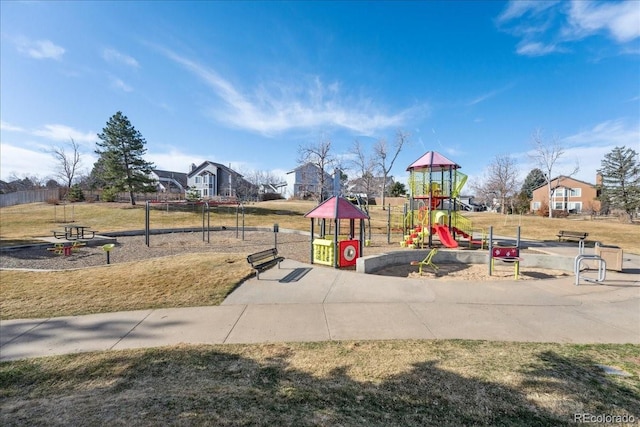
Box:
304;196;369;219
406;151;461;171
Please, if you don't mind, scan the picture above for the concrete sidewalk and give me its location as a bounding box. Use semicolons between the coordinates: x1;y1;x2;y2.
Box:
2;246;638;361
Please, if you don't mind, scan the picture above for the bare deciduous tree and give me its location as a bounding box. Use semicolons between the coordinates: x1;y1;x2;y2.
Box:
476;155;520;214
298;135;334;202
374;130;409;209
350;139;378;202
530;129;579;218
50;138;82;188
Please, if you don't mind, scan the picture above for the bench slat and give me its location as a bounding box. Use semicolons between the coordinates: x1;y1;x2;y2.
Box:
246;248;284;279
557;230;588;242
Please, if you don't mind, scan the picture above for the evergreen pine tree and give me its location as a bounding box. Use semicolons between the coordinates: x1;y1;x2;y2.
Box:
95;112;156;205
599;146;640;222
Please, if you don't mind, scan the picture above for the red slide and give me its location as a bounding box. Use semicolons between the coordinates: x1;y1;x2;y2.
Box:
433;224;459;248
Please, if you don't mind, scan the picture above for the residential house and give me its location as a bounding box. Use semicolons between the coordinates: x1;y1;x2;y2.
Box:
259;182;287;196
151;169;188;195
346;175;394;198
286;162;333;199
531;175;601;214
187;161;255;200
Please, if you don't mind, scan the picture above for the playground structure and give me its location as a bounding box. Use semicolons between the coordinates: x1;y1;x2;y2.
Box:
399;151;483;249
304;196;369;268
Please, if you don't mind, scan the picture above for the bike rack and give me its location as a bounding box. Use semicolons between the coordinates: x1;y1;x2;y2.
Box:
574;254;606;286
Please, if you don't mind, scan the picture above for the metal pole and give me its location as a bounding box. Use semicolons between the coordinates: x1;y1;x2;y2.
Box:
236;205;239;238
241;205;245;240
488;226;493;276
387;204;391;244
145;201;150;247
310;219;315;264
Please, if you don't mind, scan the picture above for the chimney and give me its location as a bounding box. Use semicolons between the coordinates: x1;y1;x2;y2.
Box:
596;172;603;186
190;163;197;172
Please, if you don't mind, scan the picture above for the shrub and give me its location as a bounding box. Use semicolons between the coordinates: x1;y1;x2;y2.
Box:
101;187;118;202
67;184;85;202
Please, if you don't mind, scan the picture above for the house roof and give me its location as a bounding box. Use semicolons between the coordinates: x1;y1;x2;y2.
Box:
188;161;243;178
287;162;332;177
531;175;596;192
153;169;188;188
406;151;461;171
304;196;369;219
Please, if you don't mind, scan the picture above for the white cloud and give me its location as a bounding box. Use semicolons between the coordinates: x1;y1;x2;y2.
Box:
32;124;96;144
2;121;96;145
147;150;205;174
566;1;640;43
102;48;140;68
0;143;57;181
156;47;423;137
0;121;25;132
498;0;640;56
467;84;515;106
516;41;561;56
14;36;65;60
110;76;134;92
562;118;640;147
497;1;560;23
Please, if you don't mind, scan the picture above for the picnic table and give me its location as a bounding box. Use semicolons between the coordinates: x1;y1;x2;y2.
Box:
52;224;95;240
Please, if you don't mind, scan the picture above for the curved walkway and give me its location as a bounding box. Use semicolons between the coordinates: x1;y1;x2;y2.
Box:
1;246;639;361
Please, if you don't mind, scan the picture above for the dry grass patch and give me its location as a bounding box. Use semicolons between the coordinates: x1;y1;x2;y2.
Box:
1;341;638;425
0;253;250;319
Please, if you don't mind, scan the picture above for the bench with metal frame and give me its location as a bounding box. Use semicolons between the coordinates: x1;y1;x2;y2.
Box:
246;248;284;279
557;230;588;242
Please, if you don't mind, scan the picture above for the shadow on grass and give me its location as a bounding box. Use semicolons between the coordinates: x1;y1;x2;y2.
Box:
3;345;637;425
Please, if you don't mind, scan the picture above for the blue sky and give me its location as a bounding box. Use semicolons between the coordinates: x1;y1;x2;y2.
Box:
1;1;639;192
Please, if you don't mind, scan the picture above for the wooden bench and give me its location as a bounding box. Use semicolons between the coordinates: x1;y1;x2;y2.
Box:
246;248;284;279
557;230;588;242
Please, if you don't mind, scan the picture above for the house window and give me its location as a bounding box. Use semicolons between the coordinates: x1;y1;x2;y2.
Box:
532;202;541;210
202;189;208;197
568;202;582;212
554;202;564;210
569;188;581;197
554;188;565;197
195;176;201;184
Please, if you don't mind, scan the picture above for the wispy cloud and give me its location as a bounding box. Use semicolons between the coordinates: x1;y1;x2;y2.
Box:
0;121;25;132
498;0;640;56
32;124;96;144
109;76;134;92
155;46;423;136
562;118;640;147
102;48;140;68
13;36;65;60
466;84;515;106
